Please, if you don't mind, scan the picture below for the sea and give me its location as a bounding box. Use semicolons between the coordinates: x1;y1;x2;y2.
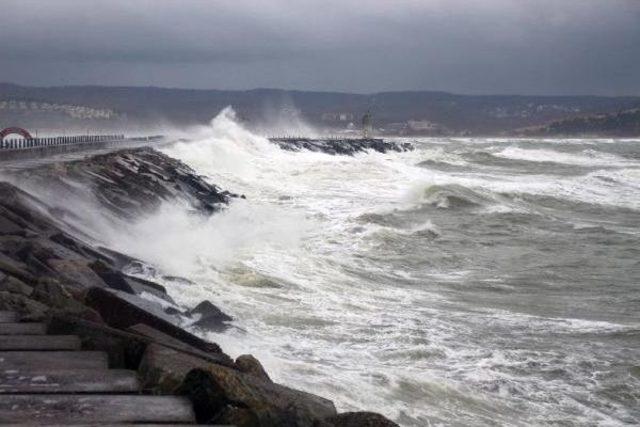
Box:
106;108;640;426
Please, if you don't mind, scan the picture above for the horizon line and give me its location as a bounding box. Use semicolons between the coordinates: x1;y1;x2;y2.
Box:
1;81;638;100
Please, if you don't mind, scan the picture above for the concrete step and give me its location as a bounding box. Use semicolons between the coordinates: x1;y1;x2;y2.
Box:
0;395;196;424
0;369;140;393
0;351;109;370
0;311;18;323
0;322;47;335
0;335;81;350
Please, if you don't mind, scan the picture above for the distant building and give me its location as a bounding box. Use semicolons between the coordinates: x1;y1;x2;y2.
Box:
321;112;355;122
407;120;439;131
0;99;118;120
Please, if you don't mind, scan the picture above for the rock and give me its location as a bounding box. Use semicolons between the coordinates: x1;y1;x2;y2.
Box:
32;278;102;322
123;274;174;304
49;232;115;265
0;184;52;232
138;343;337;425
138;343;220;394
0;275;33;296
14;148;236;219
0;216;24;236
326;412;400;427
188;300;233;331
0;205;31;230
164;306;186;316
213;406;259;426
163;275;195;286
25;237;88;264
47;258;106;290
96;247;145;270
181;365;337;427
127;323;232;367
89;260;135;293
0;291;49;320
21;251;57;279
0;252;35;284
84;287;231;361
0;236;29;257
269;138;413;156
235;354;271;383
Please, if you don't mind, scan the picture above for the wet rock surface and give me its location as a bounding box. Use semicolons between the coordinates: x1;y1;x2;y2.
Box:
327;412;401;427
12;147;240;218
0;147;399;426
188;299;234;332
235;354;272;383
270;137;413;156
181;364;338;426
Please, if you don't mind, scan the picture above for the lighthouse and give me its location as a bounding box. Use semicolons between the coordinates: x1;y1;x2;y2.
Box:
362;111;373;139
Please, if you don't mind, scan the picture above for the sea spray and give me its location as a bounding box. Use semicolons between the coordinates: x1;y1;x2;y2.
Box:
148;112;640;425
24;108;636;426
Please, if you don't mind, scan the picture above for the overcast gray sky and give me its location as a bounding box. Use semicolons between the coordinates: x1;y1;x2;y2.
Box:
1;0;639;95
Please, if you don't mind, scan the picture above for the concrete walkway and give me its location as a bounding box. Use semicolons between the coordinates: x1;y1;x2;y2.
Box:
0;310;216;425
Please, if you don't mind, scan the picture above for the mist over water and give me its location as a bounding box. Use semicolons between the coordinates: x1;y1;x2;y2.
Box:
112;110;639;426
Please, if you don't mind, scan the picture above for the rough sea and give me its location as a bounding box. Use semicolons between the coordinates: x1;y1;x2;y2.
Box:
107;109;640;426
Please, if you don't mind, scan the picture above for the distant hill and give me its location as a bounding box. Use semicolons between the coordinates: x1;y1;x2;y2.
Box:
1;82;639;135
516;109;640;137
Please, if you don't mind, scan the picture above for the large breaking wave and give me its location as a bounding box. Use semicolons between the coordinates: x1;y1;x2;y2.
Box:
98;109;640;426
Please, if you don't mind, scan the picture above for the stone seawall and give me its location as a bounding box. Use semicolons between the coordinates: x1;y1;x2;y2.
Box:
0;146;399;426
269;137;413;155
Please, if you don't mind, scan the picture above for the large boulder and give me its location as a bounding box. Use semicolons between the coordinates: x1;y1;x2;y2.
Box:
138;343;211;394
47;259;107;290
138;344;337;425
88;260;135;293
326;412;400;427
235;354;271;383
181;366;337;427
0;291;49;320
0;252;35;284
32;278;102;322
0;274;33;296
49;232;116;266
127;323;233;367
83;287;231;362
0;215;24;236
188;300;233;331
123;274;175;305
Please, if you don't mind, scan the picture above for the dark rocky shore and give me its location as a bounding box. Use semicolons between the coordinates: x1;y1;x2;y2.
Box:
0;145;399;426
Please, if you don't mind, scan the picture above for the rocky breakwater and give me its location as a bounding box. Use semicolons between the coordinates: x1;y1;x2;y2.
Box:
0;147;399;426
270;137;413;156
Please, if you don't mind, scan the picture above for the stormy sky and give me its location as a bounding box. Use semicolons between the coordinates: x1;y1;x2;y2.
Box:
1;0;639;95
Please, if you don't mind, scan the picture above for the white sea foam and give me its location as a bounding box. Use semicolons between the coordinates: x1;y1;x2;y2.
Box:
90;110;640;426
494;146;631;167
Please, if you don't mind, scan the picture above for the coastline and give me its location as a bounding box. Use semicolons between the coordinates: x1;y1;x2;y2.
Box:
0;145;403;426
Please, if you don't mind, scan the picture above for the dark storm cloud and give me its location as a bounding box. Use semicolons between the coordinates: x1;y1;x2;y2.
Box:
0;0;639;95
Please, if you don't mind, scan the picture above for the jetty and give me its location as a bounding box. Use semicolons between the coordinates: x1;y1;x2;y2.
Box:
268;136;413;155
267;112;411;155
